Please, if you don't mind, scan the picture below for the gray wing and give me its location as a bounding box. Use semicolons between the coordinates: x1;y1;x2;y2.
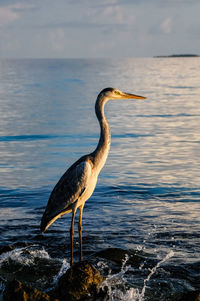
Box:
41;159;92;233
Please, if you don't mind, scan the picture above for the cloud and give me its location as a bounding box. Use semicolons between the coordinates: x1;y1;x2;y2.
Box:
160;17;173;34
86;4;136;30
69;0;200;5
99;5;124;24
11;3;36;12
0;6;19;27
0;0;200;58
36;4;133;33
0;3;36;28
111;0;200;5
49;28;68;52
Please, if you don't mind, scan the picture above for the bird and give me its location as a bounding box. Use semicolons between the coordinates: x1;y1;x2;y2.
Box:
40;87;146;266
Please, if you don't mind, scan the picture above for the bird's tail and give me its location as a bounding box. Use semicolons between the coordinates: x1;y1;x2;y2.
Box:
40;209;55;234
40;209;71;234
40;214;49;234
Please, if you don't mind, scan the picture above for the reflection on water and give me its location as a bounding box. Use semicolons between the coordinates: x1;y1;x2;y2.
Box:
0;58;200;300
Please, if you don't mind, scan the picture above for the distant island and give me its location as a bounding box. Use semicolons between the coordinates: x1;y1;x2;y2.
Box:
154;54;199;58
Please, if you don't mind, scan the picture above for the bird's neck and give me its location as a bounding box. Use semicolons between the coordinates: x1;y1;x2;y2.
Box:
92;95;111;174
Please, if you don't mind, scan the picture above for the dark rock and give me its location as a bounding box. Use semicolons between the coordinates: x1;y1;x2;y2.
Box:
0;247;62;291
0;243;31;256
52;261;104;301
96;247;146;266
96;247;128;264
3;261;105;301
180;291;200;301
3;279;57;301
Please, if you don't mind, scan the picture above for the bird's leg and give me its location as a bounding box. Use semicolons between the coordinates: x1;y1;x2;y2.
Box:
70;208;76;266
78;205;84;262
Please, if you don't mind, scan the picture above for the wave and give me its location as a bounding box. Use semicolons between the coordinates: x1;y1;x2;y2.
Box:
0;134;61;142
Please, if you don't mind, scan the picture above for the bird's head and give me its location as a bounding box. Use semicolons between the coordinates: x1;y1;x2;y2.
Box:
98;87;146;100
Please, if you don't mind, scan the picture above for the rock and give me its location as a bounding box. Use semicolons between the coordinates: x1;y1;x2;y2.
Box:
96;247;146;266
3;279;56;301
0;243;31;256
0;247;62;290
52;261;105;301
180;291;200;301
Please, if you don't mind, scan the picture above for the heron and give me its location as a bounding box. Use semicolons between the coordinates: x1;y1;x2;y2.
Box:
40;87;146;266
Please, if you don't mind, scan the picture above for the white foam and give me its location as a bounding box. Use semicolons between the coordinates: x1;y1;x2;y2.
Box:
0;246;50;267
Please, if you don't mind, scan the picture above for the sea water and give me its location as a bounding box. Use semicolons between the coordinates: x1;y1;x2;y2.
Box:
0;58;200;300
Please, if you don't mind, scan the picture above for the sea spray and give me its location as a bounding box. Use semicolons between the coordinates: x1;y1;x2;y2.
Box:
100;250;174;301
51;258;70;285
139;250;174;301
100;254;132;301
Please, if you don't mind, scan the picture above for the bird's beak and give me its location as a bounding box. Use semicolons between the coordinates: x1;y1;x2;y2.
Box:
122;92;146;99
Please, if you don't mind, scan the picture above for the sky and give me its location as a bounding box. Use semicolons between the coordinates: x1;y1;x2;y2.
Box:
0;0;199;58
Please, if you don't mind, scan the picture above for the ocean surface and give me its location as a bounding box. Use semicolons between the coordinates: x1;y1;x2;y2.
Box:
0;58;200;300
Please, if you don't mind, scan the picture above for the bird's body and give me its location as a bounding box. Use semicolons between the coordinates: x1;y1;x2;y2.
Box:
41;87;146;265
